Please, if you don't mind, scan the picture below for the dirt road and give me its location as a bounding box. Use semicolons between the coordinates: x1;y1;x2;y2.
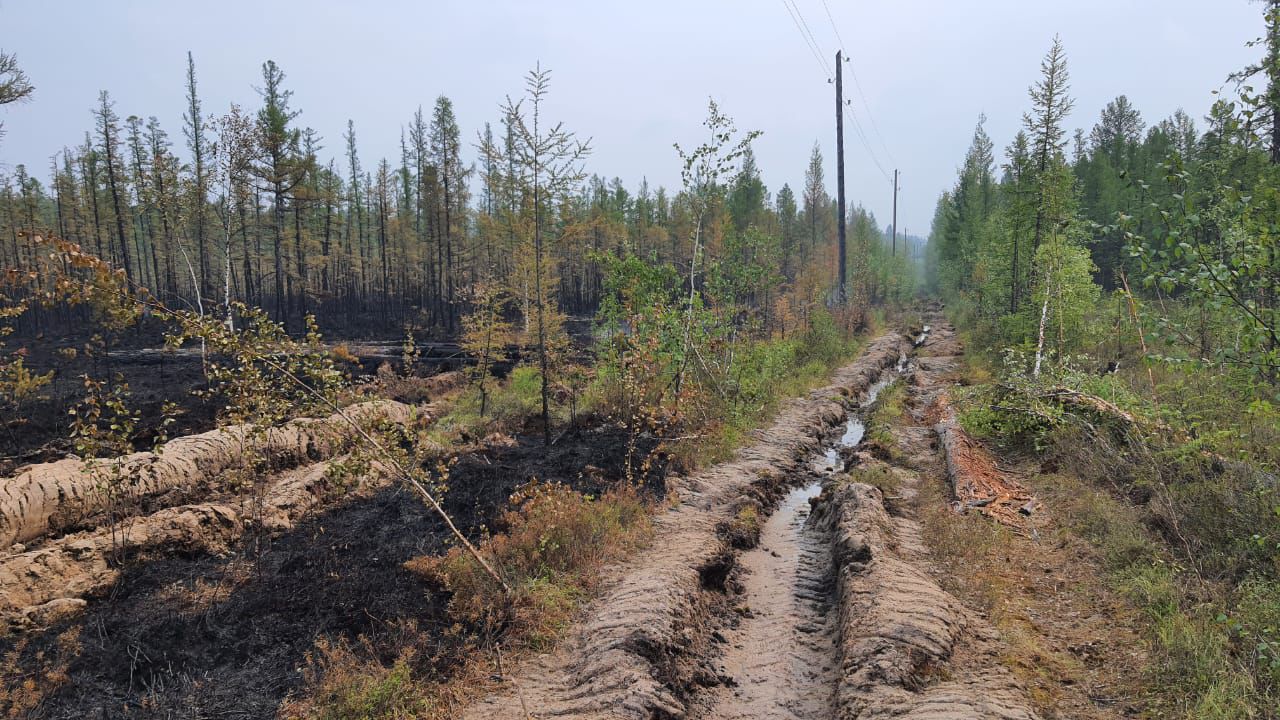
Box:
468;317;1040;719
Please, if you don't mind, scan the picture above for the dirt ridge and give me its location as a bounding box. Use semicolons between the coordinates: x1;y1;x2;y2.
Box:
0;456;398;632
0;399;420;550
812;320;1038;719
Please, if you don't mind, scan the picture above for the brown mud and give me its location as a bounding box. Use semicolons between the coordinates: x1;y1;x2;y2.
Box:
461;331;913;720
463;318;1048;720
812;321;1039;719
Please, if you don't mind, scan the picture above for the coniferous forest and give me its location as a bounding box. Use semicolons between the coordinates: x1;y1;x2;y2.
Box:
0;3;1277;719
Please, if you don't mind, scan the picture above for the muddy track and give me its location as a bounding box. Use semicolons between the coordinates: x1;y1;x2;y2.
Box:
463;332;908;719
813;320;1037;719
468;318;1039;720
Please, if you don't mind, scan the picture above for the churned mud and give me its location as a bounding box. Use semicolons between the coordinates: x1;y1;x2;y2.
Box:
461;332;911;720
702;361;904;720
701;474;836;720
810;319;1038;719
463;317;1046;720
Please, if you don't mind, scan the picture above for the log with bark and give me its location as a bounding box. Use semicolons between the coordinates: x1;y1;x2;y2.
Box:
933;396;1037;528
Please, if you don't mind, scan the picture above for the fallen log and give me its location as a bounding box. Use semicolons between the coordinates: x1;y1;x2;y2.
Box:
1033;388;1277;489
933;395;1037;528
0;400;422;549
1039;387;1140;426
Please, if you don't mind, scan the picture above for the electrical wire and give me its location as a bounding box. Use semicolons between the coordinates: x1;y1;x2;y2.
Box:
780;0;831;78
780;0;894;185
818;0;899;172
787;0;833;76
844;102;894;183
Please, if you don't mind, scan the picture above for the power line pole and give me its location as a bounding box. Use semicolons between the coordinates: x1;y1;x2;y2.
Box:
891;169;899;256
835;50;847;304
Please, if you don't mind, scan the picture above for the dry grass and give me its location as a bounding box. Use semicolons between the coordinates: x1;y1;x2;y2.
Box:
411;480;652;647
916;459;1152;719
279;621;493;720
284;482;652;719
0;628;80;717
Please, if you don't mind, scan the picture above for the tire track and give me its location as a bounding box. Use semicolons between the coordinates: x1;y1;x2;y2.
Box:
462;332;911;720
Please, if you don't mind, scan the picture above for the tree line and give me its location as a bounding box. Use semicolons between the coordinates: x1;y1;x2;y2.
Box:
928;9;1279;382
0;54;911;343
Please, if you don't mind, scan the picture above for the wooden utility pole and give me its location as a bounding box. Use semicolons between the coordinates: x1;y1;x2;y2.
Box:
835;51;847;304
891;169;899;256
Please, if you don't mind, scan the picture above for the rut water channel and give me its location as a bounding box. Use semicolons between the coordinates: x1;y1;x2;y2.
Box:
701;329;927;720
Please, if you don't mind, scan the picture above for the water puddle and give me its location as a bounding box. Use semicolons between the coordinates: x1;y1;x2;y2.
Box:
914;325;932;347
707;349;924;717
817;352;909;474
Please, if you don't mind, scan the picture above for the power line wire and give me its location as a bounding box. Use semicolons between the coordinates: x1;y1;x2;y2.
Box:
844;102;893;183
844;58;898;167
817;0;898;169
787;0;832;76
779;0;894;186
780;0;830;78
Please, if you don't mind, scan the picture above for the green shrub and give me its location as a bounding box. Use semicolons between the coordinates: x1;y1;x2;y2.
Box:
286;636;431;720
409;481;651;642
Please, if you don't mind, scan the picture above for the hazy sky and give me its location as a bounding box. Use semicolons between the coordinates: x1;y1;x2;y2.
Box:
0;0;1263;235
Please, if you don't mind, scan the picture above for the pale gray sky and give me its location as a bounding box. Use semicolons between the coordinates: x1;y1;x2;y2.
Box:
0;1;1263;234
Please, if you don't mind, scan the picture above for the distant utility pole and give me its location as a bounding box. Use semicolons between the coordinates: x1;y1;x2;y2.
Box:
892;169;899;256
835;50;847;304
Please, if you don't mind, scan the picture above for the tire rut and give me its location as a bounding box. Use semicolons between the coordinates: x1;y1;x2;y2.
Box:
700;481;838;720
813;316;1039;720
466;318;1040;720
462;332;911;720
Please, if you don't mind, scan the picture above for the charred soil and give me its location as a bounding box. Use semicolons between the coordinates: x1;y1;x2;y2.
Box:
0;421;662;718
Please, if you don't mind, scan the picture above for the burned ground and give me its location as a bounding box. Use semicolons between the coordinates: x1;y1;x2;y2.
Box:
0;421;662;719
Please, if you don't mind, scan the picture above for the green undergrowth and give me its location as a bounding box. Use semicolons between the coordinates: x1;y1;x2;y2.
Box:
686;313;871;466
1035;469;1280;719
842;463;901;497
946;299;1280;719
865;379;907;459
290;307;894;719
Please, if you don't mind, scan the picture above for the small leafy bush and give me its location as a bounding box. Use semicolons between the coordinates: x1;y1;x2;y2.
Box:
409;481;651;646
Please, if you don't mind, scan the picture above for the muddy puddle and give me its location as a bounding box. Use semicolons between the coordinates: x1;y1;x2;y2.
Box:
706;349;913;719
818;349;911;474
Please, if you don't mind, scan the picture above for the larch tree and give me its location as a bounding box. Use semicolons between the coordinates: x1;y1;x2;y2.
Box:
1020;39;1088;375
183;52;210;300
1088;95;1145;162
344;119;365;307
253;60;302;327
94;90;133;284
802;141;827;259
1023;35;1074;258
775;183;798;281
429;96;467;333
146;117;179;299
502;64;591;446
